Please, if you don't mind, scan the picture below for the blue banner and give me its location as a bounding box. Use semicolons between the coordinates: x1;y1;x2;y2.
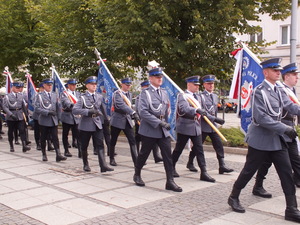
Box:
26;75;37;114
52;68;66;96
96;60;119;116
240;49;264;133
161;76;180;140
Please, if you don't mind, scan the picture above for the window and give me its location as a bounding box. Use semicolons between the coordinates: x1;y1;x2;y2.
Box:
281;25;290;45
249;32;263;43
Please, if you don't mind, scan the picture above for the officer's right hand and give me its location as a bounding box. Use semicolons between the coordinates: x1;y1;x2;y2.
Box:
48;111;57;116
284;127;298;139
159;121;171;130
88;109;99;117
196;108;207;116
10;114;18;120
214;117;225;125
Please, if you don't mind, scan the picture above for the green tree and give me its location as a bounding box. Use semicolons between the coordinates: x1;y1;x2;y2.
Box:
89;0;293;88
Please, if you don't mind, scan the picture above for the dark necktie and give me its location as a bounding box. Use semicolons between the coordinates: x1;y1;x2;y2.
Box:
92;94;95;102
72;91;75;96
15;93;18;99
157;88;160;97
193;93;197;100
210;94;214;103
48;93;51;101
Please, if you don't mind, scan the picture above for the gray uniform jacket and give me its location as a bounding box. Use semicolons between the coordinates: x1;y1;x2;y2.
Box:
138;86;170;138
176;91;201;136
245;80;300;151
200;90;219;133
35;91;60;127
60;91;81;125
3;92;27;121
280;83;297;142
32;94;40;120
72;91;103;132
110;90;134;129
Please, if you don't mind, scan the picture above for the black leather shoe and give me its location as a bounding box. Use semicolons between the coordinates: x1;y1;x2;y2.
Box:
101;166;114;173
64;151;73;157
68;143;71;148
154;157;163;163
187;163;198;172
36;144;42;151
110;158;117;166
72;143;78;148
10;148;15;152
228;196;245;213
219;166;234;174
133;174;145;186
173;168;180;177
23;146;31;152
200;172;216;183
93;150;98;155
252;186;272;198
166;180;182;192
15;141;20;145
26;141;31;145
83;165;91;172
56;155;67;162
285;207;300;223
42;155;48;161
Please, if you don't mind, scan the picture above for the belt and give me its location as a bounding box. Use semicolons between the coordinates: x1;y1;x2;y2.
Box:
91;114;99;118
10;108;20;111
181;115;197;121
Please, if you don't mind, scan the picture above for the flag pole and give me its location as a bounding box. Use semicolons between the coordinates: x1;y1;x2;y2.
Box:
150;61;227;142
93;48;133;108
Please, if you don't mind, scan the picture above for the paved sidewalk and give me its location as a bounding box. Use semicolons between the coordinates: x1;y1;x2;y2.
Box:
0;125;297;225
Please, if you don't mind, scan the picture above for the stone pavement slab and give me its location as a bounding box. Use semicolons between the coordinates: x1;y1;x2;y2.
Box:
0;125;296;225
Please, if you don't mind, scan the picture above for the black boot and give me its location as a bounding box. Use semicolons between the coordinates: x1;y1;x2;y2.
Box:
36;142;42;151
25;128;31;145
15;138;20;145
200;167;215;183
47;140;54;151
98;149;114;173
285;195;300;222
153;145;163;163
41;148;48;161
72;141;78;148
22;141;31;152
9;141;14;152
82;150;91;172
130;144;138;166
228;187;245;213
218;158;234;174
55;149;67;162
173;167;180;177
133;167;145;186
109;146;117;166
187;153;198;172
166;171;182;192
252;177;272;198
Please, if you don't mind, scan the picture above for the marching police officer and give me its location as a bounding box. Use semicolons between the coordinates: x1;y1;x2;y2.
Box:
73;76;113;173
133;67;182;192
228;58;300;223
109;77;139;166
35;78;67;162
61;78;81;157
135;80;163;163
172;76;215;182
32;83;43;150
252;62;300;198
186;75;233;174
2;81;31;152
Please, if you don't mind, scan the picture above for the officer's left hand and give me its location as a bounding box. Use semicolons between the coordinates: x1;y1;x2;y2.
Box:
214;117;225;125
132;112;140;123
196;108;207;117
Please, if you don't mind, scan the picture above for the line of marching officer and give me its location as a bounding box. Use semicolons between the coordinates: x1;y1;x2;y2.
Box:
3;67;232;193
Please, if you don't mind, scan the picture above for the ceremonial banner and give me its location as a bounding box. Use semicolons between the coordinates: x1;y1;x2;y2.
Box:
51;67;77;104
160;74;180;141
3;67;13;94
230;45;264;134
96;57;119;116
26;72;37;114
